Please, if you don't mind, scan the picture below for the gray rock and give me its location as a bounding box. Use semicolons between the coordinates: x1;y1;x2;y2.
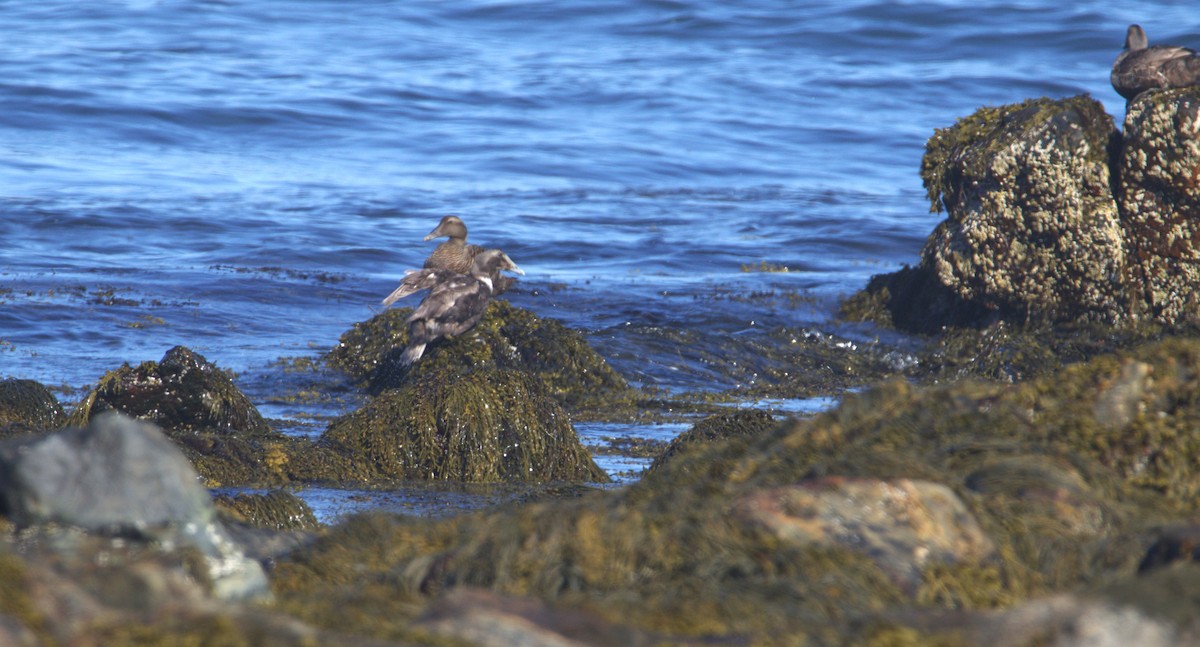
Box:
0;411;269;601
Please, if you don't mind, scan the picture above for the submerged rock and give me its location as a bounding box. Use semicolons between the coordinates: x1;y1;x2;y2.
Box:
1117;87;1200;324
0;378;64;436
321;368;609;483
70;345;269;435
0;411;269;602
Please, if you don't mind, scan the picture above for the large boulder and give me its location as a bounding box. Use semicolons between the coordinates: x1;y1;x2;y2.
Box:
1117;87;1200;323
920;95;1128;325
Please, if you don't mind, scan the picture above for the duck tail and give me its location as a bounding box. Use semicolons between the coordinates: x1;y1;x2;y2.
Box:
400;343;426;366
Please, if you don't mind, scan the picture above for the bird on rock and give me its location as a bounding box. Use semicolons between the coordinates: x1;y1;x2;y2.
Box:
421;215;516;294
382;249;524;366
1111;24;1200;101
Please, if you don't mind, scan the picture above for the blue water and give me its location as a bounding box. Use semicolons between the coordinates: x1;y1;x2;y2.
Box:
0;2;1191;492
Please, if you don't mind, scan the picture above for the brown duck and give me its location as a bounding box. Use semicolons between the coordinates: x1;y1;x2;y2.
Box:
1111;24;1200;101
382;249;524;365
422;215;516;294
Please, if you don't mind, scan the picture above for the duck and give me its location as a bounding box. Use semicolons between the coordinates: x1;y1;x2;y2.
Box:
422;215;516;294
385;249;524;366
1111;24;1200;101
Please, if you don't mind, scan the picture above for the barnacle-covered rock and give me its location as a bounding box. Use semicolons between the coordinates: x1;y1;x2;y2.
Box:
919;95;1128;325
1117;87;1200;324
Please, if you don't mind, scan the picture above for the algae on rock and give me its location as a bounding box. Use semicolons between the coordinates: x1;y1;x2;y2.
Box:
321;368;609;483
327;300;632;412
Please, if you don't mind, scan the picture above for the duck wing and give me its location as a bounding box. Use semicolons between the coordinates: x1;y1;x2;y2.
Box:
381;268;460;307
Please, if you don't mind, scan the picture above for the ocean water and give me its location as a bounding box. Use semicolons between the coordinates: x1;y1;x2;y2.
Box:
0;1;1192;497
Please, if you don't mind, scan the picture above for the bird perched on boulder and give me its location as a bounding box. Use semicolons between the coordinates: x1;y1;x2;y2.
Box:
1112;24;1200;101
421;215;517;294
381;249;524;365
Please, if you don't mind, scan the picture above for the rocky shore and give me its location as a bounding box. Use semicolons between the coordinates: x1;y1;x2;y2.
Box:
5;88;1200;645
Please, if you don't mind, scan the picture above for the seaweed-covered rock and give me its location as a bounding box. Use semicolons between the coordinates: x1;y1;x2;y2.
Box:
271;337;1200;644
213;490;320;531
321;368;608;483
646;409;776;473
0;379;64;435
1117;87;1200;324
920;95;1127;325
327;301;631;411
70;345;269;435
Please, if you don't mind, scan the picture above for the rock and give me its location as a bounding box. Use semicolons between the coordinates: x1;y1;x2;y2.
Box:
919;95;1127;325
1117;87;1200;324
0;411;269;601
213;490;320;531
900;565;1200;646
733;477;996;591
321;369;609;483
326;301;632;412
646;409;776;474
70;345;270;435
1138;524;1200;574
0;379;64;436
415;587;655;647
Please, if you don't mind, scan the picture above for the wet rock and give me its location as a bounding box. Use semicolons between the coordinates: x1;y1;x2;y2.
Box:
70;345;270;435
0;411;269;601
415;587;655;647
1117;87;1200;324
321;368;609;483
646;409;776;473
0;379;64;436
733;477;996;591
327;301;632;412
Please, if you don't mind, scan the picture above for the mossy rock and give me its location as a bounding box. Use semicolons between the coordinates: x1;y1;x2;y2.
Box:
645;409;777;474
0;379;64;436
68;345;270;436
213;490;320;531
271;337;1200;645
326;300;632;411
321;368;609;483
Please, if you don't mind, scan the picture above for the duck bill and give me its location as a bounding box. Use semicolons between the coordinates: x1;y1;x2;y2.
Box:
502;253;525;275
422;225;443;242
